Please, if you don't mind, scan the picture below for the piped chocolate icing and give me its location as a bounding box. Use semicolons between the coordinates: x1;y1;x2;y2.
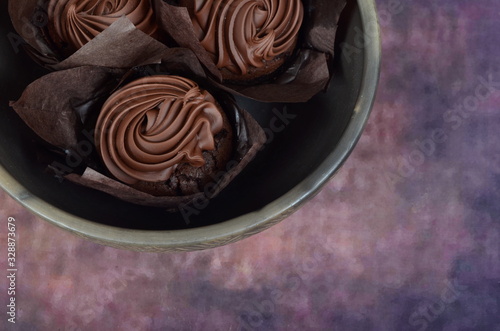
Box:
95;75;225;185
48;0;158;51
190;0;304;76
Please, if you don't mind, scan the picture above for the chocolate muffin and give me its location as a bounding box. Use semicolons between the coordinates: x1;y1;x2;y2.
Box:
183;0;304;82
95;75;234;196
47;0;158;55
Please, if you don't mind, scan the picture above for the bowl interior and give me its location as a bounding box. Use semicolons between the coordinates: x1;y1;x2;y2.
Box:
0;1;368;232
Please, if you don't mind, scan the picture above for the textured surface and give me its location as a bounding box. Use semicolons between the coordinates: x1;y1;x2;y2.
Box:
1;0;500;330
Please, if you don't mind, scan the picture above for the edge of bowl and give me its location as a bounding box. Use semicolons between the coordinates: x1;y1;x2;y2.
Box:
0;0;381;252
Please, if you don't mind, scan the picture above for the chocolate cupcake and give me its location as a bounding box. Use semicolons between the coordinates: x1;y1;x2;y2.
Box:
95;75;234;196
47;0;159;56
181;0;304;82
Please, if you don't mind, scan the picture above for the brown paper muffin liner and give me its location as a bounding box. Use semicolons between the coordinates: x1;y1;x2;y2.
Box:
9;56;266;209
153;0;347;103
8;0;170;70
9;0;347;102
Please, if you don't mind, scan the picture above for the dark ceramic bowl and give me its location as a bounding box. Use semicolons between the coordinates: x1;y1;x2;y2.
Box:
0;0;380;251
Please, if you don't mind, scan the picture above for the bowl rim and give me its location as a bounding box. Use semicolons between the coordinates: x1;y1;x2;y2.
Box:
0;0;381;251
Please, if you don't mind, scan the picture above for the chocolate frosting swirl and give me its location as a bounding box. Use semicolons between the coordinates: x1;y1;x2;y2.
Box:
48;0;158;51
191;0;304;75
95;76;225;184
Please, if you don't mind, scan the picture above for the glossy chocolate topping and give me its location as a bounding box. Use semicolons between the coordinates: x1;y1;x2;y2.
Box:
48;0;158;51
191;0;304;75
95;76;225;184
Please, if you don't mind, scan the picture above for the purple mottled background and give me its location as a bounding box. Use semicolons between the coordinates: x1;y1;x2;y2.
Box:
1;0;500;330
